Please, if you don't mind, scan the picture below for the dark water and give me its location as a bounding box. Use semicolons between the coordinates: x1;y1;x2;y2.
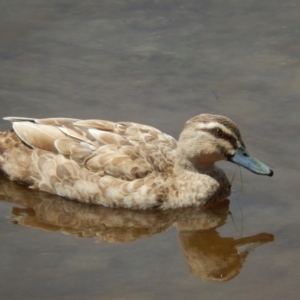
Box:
0;1;299;299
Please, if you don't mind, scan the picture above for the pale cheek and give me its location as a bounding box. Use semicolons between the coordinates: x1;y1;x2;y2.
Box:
226;149;236;157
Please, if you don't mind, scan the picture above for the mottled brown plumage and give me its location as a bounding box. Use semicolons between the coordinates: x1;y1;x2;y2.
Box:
0;114;273;209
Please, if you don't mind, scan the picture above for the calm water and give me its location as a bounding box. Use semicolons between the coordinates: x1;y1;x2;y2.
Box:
0;0;299;299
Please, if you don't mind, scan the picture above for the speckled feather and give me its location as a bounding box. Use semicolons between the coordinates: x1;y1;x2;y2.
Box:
0;114;240;209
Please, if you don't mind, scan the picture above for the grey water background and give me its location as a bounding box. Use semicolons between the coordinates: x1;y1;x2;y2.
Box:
0;0;299;299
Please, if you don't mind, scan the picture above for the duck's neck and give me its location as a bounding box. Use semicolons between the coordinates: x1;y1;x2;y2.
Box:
168;155;231;209
174;155;218;175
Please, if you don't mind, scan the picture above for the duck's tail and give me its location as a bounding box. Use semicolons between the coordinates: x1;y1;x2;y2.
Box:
0;130;34;184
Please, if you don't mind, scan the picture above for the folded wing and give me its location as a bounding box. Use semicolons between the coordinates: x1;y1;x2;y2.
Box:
5;117;177;181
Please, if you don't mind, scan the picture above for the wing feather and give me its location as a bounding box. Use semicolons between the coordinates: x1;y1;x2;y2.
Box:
74;119;116;131
89;129;131;146
13;122;66;152
5;116;177;180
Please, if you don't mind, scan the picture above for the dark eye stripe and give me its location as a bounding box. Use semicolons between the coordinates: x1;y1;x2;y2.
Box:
217;132;237;148
202;128;237;149
222;133;237;148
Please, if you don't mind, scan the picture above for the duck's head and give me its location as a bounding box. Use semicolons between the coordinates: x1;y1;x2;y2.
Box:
176;114;273;176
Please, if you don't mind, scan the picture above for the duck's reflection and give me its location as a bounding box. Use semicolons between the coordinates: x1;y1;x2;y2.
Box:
179;229;273;281
0;174;273;281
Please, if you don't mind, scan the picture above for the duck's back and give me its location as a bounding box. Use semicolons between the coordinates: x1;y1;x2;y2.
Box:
0;117;177;208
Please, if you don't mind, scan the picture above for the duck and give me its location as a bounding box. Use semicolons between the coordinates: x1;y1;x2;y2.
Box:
0;114;273;209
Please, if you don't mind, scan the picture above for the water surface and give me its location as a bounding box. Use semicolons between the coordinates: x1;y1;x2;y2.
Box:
0;1;299;299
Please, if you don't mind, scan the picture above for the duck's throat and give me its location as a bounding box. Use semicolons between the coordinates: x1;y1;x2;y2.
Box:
174;156;218;174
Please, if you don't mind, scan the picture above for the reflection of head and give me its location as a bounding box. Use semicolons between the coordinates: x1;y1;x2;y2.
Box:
178;230;274;282
187;249;243;281
179;230;243;281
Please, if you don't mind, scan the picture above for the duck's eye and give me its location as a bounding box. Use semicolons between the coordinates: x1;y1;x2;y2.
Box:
213;128;223;137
